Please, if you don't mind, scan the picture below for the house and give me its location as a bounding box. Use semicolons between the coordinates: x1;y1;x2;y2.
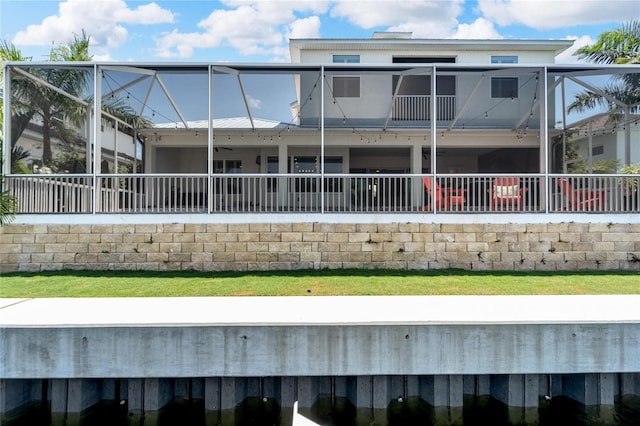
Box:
3;33;640;215
3;33;640;273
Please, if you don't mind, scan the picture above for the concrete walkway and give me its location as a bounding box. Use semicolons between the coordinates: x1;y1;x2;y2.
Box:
2;295;640;327
2;295;639;379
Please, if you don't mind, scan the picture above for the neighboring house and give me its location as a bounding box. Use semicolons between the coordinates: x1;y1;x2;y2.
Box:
3;33;640;214
14;117;138;174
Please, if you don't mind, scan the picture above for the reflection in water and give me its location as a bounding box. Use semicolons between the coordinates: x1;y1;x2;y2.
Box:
539;396;588;426
3;393;640;425
463;396;509;426
387;396;433;426
308;396;356;426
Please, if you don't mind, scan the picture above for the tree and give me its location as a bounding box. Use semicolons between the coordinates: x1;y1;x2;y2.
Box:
568;20;640;168
8;31;92;166
569;20;640;115
3;31;150;172
0;41;27;223
575;20;640;65
0;157;17;225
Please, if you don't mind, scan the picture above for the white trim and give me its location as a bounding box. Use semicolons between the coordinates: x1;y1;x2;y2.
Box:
12;213;640;225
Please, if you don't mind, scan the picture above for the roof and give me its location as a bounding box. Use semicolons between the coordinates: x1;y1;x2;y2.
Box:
290;37;575;63
151;117;291;131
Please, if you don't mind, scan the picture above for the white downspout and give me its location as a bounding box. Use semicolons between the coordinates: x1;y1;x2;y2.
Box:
93;64;102;214
320;65;325;214
541;67;549;213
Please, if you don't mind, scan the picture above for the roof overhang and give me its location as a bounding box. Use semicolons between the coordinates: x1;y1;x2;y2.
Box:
289;38;575;63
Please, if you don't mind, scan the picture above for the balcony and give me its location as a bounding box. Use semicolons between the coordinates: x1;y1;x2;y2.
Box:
6;174;639;214
392;95;456;121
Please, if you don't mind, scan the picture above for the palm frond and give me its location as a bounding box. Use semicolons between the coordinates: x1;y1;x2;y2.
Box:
575;20;640;64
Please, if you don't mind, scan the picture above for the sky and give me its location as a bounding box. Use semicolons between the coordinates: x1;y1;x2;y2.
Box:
1;0;639;65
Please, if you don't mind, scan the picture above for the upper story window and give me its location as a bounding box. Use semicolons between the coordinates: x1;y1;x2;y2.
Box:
491;77;519;98
491;55;518;64
491;56;519;98
333;76;360;98
333;55;360;63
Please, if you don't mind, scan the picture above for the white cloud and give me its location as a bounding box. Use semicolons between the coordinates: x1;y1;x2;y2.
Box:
246;94;263;110
330;0;464;36
92;53;117;62
555;36;591;64
12;0;174;52
114;2;175;25
452;18;502;39
154;1;327;59
477;0;637;30
288;16;322;40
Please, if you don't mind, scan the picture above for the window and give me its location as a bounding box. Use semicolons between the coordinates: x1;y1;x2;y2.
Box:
213;160;242;193
491;77;519;98
333;76;360;97
325;157;344;192
267;156;278;192
491;55;518;64
324;157;343;173
592;146;604;156
491;56;518;98
333;55;360;63
294;156;317;174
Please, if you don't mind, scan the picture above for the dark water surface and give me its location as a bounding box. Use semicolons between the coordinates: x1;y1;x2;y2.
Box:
5;395;639;425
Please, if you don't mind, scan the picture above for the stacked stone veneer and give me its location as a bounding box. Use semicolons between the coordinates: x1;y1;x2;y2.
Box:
1;222;640;273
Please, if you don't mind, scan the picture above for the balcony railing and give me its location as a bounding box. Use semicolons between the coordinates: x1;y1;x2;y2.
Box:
392;95;456;121
5;173;640;214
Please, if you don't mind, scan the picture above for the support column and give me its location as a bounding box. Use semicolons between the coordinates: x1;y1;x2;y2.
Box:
127;378;143;426
491;374;539;425
278;143;288;209
372;375;391;426
220;377;238;426
564;373;617;424
50;379;68;426
65;378;100;425
620;372;640;396
0;379;43;419
204;377;220;426
355;376;373;426
411;143;423;210
143;378;173;426
422;375;463;426
280;377;296;426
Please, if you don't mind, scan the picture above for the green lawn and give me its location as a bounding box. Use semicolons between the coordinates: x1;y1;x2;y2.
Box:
1;269;639;297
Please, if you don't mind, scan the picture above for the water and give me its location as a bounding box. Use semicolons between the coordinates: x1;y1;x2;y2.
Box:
4;395;639;425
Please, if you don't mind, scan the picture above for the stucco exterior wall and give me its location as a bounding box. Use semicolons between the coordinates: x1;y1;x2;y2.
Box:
2;222;639;273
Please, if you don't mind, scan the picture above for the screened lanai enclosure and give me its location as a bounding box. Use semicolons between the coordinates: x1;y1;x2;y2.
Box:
3;61;640;214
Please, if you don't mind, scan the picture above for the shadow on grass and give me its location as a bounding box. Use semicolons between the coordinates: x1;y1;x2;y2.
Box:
3;268;638;279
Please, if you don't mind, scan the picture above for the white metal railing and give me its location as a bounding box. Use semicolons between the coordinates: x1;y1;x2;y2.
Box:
5;173;640;214
549;174;640;213
5;174;92;213
392;95;456;121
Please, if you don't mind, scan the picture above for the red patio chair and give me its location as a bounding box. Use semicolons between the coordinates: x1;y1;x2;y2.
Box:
422;177;466;211
556;178;605;211
488;177;527;211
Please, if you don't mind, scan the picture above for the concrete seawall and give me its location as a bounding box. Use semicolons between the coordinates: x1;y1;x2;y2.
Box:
1;296;639;425
2;217;640;273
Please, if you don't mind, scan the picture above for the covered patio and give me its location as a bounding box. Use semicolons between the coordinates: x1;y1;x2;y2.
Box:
3;62;639;215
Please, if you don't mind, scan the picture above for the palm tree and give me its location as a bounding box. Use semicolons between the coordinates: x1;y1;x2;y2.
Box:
575;20;640;65
568;20;640;168
568;20;640;115
7;31;92;166
0;40;28;224
4;31;150;170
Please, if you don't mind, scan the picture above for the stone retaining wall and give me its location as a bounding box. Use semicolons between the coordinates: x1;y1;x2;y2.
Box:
1;223;640;273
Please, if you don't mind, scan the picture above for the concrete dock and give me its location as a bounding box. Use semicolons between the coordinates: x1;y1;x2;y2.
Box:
2;295;639;425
